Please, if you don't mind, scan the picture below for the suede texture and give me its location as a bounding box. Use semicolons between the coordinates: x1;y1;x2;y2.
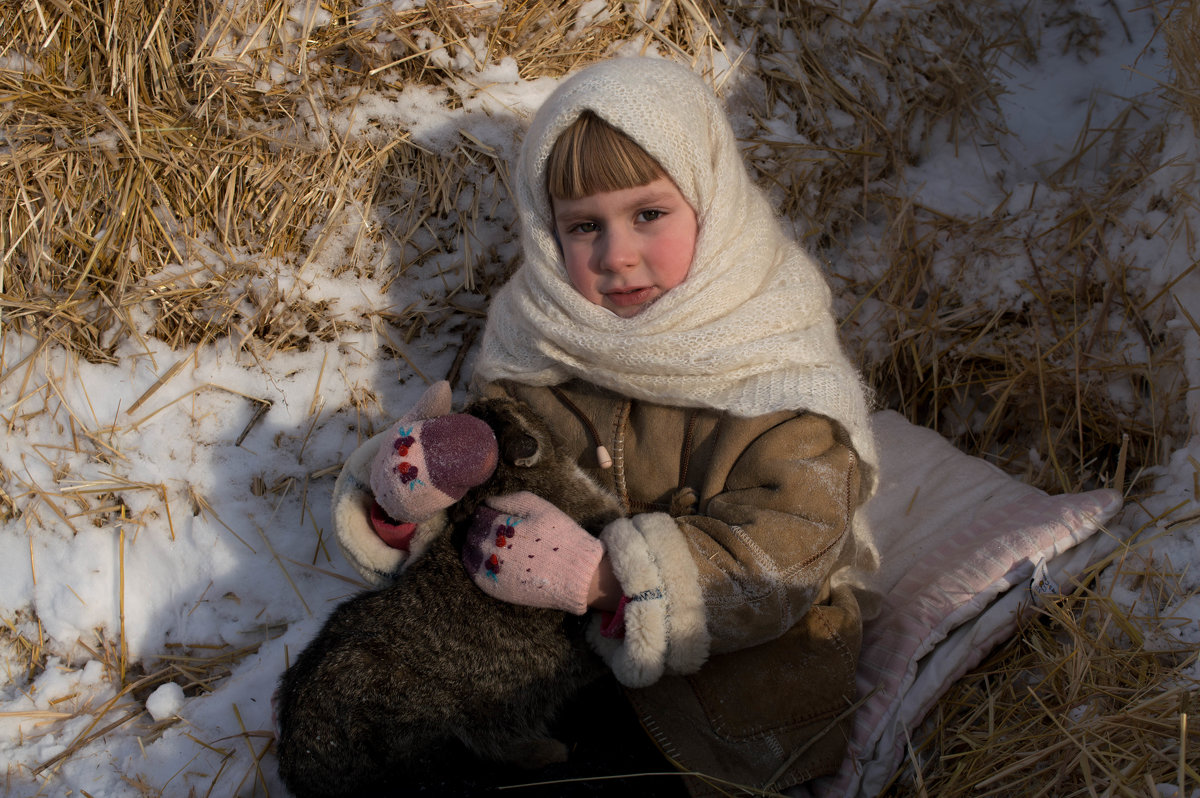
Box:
479;378;865;792
631;584;862;796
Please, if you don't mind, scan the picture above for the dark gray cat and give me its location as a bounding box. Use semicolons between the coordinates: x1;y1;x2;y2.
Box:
274;396;621;798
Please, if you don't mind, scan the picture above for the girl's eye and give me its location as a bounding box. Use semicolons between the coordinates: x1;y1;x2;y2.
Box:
638;209;664;222
572;221;599;234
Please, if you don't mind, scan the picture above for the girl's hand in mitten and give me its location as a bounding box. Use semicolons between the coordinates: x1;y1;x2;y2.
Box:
462;491;604;615
333;380;495;585
369;412;499;527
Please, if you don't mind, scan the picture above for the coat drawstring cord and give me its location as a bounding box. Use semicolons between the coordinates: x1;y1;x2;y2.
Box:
549;385;613;469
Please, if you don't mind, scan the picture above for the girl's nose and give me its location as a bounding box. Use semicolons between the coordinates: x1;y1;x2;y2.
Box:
599;227;638;271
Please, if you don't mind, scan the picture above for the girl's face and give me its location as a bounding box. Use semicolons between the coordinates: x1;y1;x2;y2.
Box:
551;176;698;318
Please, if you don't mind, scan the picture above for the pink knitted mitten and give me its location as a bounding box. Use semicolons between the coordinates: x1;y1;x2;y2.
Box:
369;413;500;530
462;491;604;615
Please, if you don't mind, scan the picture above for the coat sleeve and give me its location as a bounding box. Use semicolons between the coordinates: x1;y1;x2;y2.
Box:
589;412;861;688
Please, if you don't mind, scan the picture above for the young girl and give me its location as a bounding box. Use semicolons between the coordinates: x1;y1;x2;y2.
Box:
338;57;878;795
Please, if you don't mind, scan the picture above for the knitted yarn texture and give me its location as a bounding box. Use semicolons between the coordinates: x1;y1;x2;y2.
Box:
462;491;605;616
369;413;499;525
472;57;879;579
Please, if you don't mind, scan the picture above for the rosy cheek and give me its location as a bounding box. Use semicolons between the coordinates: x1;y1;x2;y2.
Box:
562;248;595;295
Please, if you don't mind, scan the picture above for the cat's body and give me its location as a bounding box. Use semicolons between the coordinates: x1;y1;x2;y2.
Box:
275;396;621;798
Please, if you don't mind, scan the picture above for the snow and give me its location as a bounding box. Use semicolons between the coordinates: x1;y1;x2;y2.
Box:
145;683;185;722
1;0;1197;794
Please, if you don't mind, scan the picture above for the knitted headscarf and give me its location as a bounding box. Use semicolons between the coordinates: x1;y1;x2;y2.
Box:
473;56;878;501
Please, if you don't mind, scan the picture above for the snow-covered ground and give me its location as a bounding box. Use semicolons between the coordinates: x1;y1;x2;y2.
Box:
1;0;1197;795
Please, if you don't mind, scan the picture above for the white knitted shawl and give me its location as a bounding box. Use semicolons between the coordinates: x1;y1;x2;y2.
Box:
473;57;878;501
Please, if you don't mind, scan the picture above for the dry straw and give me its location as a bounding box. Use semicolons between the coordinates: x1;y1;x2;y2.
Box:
885;525;1200;797
2;0;1198;794
876;4;1200;793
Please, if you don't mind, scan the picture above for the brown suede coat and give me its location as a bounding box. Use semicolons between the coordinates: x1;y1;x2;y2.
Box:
480;379;865;794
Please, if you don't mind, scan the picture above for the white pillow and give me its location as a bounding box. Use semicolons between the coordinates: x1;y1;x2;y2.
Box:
800;411;1123;798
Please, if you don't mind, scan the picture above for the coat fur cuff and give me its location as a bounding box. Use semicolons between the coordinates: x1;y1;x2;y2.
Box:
588;513;710;687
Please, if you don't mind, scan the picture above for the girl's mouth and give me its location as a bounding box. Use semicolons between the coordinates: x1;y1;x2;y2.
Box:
605;287;655;307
